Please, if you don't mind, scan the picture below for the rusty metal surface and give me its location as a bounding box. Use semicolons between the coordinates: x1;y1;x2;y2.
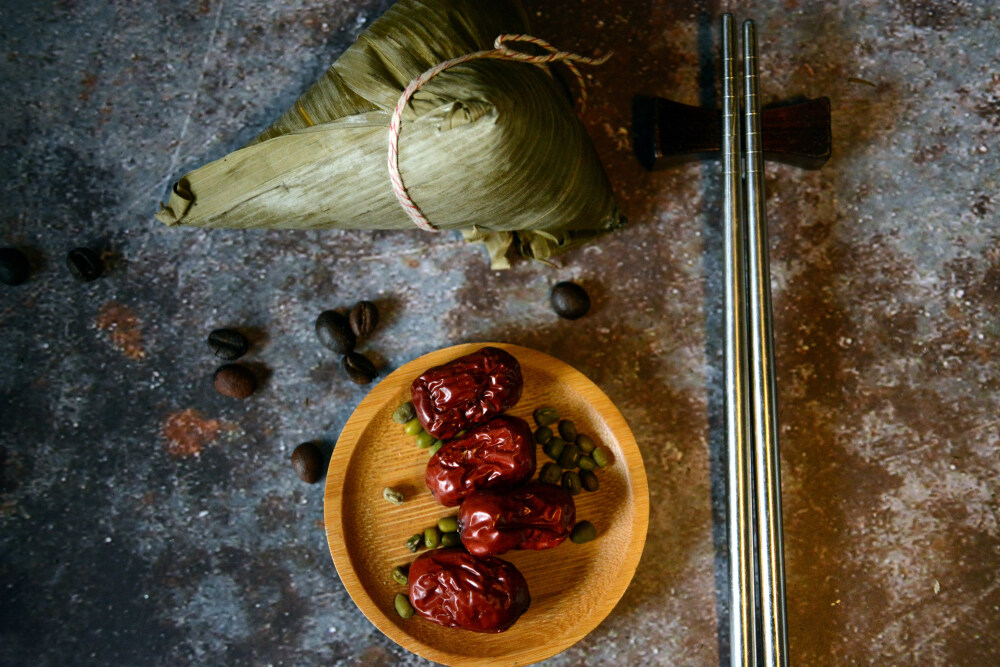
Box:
1;1;998;665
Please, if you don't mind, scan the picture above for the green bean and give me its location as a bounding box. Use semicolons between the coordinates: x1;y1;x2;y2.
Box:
534;426;553;445
429;440;444;456
394;593;415;619
404;418;424;436
539;462;562;485
543;437;565;461
576;434;596;453
382;487;405;505
533;407;559;427
558;419;577;443
578;455;596;471
437;515;459;533
570;521;596;543
580;470;599;492
416;431;436;448
424;526;440;549
592;446;611;467
391;565;409;586
562;470;582;495
406;533;423;552
392;402;416;424
440;532;461;548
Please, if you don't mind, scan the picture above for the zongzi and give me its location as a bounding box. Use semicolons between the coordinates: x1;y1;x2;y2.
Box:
155;0;623;268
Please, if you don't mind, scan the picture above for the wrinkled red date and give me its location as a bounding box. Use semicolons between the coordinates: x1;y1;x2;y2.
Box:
425;415;536;506
458;482;577;557
407;548;530;632
411;347;523;439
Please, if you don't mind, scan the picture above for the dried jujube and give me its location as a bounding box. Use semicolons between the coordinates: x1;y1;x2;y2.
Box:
424;415;536;507
411;346;523;439
407;548;530;633
458;483;576;557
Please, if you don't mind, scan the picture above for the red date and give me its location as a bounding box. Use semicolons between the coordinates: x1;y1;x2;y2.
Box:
425;415;536;507
458;483;577;557
407;548;530;633
411;347;523;439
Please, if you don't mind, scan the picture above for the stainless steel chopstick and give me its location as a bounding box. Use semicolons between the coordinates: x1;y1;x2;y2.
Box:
743;19;790;667
721;14;757;667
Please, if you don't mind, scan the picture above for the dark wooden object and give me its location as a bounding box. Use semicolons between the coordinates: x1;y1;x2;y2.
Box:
633;95;832;170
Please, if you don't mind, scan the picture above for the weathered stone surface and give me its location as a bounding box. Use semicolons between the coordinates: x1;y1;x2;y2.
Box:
1;1;997;665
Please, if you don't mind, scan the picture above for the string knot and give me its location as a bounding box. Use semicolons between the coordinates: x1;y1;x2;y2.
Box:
387;34;611;232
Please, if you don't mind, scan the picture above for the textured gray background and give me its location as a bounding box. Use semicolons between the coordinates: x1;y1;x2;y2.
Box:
1;0;998;665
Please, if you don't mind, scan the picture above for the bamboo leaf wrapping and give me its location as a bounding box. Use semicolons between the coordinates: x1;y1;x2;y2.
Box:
155;0;623;268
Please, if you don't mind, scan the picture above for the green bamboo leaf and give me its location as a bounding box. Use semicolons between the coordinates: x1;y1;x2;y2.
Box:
155;0;623;267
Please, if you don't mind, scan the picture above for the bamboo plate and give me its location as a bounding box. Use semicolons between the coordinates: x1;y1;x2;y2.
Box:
324;343;649;666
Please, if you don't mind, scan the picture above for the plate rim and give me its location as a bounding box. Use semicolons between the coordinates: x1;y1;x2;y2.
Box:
324;342;649;666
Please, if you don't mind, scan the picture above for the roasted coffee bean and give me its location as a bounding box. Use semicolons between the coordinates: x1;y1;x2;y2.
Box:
315;310;355;354
349;300;379;338
207;329;249;360
213;364;256;399
550;281;590;319
342;352;377;385
0;248;30;286
291;442;325;483
66;248;103;282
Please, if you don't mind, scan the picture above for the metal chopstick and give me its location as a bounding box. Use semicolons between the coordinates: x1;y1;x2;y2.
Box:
721;14;757;667
743;19;790;667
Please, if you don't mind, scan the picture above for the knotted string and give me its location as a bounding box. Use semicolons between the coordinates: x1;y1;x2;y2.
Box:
387;34;611;232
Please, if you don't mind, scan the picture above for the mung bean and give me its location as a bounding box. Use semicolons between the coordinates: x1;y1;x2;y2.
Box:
570;521;596;543
404;418;424;436
393;402;416;424
394;593;415;618
533;407;559;427
562;470;582;495
558;420;577;443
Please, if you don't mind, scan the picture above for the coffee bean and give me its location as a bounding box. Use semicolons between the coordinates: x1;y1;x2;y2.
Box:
315;310;355;354
550;281;590;319
342;352;377;385
0;248;30;286
66;248;103;282
291;442;325;483
349;300;379;338
213;364;256;399
207;329;249;360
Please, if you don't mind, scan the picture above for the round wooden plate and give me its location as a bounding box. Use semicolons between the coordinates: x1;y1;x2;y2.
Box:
324;343;649;666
